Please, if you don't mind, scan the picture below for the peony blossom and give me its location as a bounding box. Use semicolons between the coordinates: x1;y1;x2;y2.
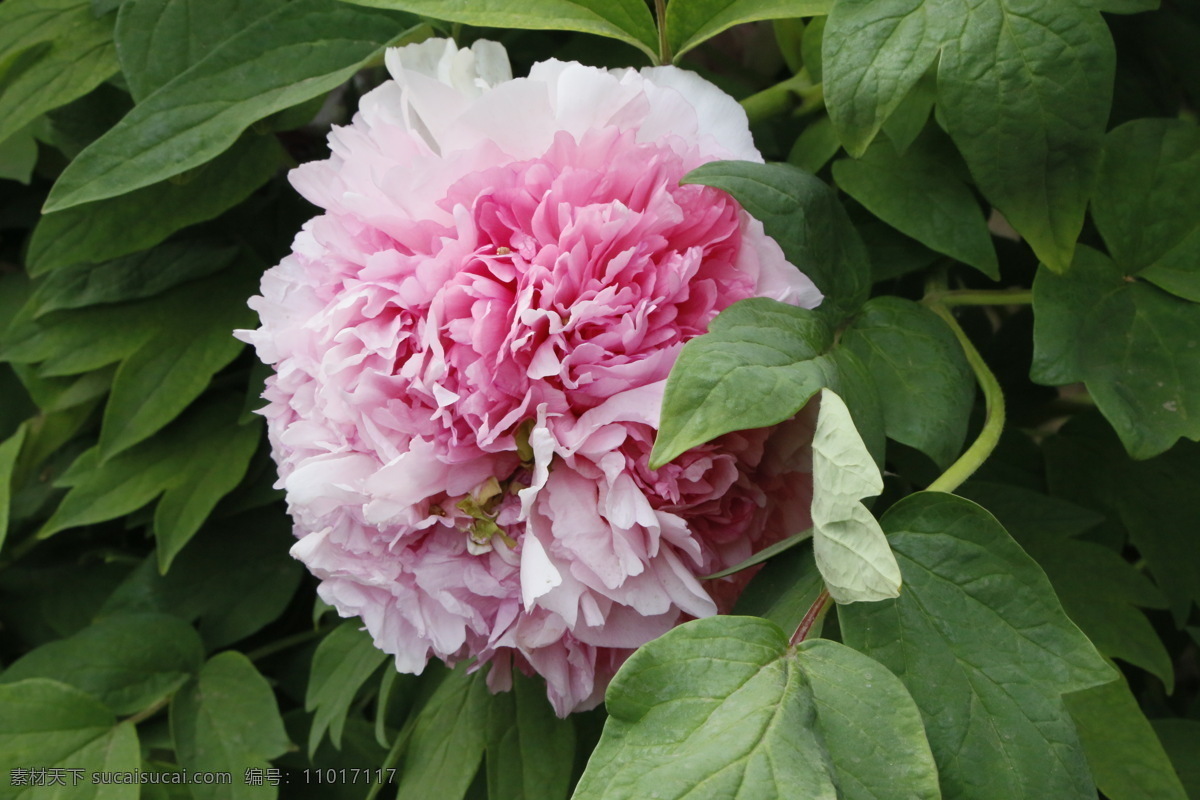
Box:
239;38;822;715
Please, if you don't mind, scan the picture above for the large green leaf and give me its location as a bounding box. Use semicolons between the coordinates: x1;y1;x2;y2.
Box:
100;507;302;649
0;613;203;715
27;132;284;276
28;241;238;317
43;0;420;211
839;492;1114;800
664;0;832;61
40;394;260;571
572;616;939;800
1153;719;1200;799
115;0;287;102
1065;678;1188;800
839;296;974;468
823;0;944;157
306;621;388;756
0;426;25;554
486;671;576;800
810;389;900;603
1092;118;1200;302
339;0;657;61
393;666;490;800
0;0;119;147
824;0;1113;272
683;160;871;319
0;680;139;800
1045;414;1200;627
98;261;255;459
960;482;1173;688
832;133;998;277
1032;245;1200;459
171;652;290;800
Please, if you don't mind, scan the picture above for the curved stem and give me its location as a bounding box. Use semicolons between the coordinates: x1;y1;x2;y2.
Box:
925;303;1006;493
741;72;822;125
125;695;171;726
245;626;332;663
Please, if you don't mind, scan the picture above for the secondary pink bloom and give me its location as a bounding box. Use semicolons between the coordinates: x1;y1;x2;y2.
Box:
239;39;821;715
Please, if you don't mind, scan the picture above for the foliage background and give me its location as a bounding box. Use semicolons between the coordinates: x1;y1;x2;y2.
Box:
0;0;1197;797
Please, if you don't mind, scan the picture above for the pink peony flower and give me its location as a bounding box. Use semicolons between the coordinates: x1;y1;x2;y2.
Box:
239;38;822;715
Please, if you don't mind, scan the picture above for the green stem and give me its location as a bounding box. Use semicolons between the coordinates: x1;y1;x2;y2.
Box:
925;303;1006;493
925;288;1033;307
740;72;822;126
125;695;171;726
244;626;332;663
655;0;671;65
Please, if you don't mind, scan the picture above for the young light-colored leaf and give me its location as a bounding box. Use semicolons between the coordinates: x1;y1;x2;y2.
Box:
1092;118;1200;302
0;0;119;146
664;0;832;61
0;425;26;554
44;0;421;211
572;616;939;800
306;621;388;757
1032;246;1200;459
171;652;290;800
340;0;657;61
840;492;1115;800
1066;677;1188;800
810;388;900;603
833;133;999;278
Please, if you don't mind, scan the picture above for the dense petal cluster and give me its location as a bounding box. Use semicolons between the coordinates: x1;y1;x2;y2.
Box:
240;39;821;715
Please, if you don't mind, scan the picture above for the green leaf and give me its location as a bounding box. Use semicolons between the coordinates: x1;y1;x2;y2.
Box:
959;481;1173;689
43;0;420;211
0;425;26;554
171;652;290;800
683;160;871;319
840;296;974;468
40;394;260;571
0;613;203;715
339;0;657;61
306;621;388;757
664;0;832;61
833;133;998;277
1065;677;1188;800
0;124;37;184
1092;118;1200;302
572;616;940;800
0;0;120;146
880;67;935;154
393;666;489;800
650;299;836;467
0;679;139;799
27;132;284;276
938;0;1112;273
1153;719;1200;799
810;388;900;603
115;0;286;102
1032;245;1200;459
487;671;575;800
101;507;303;649
839;492;1114;800
824;0;1113;272
787;116;841;174
1045;414;1200;627
823;0;944;157
29;241;238;317
98;261;255;459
